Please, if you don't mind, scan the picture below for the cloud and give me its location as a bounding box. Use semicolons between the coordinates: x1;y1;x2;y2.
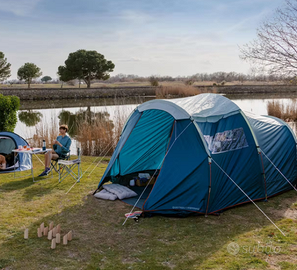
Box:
0;0;41;16
119;10;153;24
117;57;142;62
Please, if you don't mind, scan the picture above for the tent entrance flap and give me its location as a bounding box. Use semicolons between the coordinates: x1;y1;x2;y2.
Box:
0;136;18;170
0;137;16;155
109;109;175;178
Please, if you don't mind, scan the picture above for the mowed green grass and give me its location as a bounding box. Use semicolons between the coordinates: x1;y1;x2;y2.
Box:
0;156;297;270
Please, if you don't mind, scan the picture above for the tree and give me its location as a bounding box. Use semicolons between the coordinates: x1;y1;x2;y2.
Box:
57;50;115;88
0;94;20;132
240;0;297;76
17;63;42;88
41;76;52;83
0;52;11;81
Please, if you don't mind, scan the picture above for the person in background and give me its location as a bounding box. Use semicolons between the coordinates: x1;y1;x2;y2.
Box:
0;154;6;170
39;124;71;176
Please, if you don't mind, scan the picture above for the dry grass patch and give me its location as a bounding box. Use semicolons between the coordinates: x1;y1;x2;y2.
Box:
156;85;218;98
267;99;297;121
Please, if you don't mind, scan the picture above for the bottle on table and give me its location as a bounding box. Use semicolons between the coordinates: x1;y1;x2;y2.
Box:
42;140;46;151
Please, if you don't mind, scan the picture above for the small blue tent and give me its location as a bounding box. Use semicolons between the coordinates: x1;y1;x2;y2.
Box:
0;131;32;174
96;94;297;215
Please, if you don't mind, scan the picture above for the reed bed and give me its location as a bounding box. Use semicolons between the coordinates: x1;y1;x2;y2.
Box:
29;115;59;148
76;108;130;156
267;100;297;121
156;85;217;98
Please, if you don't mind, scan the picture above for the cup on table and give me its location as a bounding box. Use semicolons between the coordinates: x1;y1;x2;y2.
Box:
23;145;27;150
18;145;23;150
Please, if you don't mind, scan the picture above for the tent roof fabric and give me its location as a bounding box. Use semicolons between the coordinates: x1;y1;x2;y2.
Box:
245;111;297;143
138;93;240;120
138;99;190;120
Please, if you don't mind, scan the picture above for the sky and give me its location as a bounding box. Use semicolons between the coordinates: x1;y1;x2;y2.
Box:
0;0;285;79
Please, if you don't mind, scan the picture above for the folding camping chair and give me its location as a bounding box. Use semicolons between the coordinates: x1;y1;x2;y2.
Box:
51;151;70;173
58;148;82;183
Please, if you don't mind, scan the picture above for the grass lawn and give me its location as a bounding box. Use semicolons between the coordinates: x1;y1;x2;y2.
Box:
0;156;297;270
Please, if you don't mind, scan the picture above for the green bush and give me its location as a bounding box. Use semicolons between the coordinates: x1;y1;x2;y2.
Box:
0;94;20;132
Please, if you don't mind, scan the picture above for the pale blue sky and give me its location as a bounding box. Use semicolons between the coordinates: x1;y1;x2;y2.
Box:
0;0;284;79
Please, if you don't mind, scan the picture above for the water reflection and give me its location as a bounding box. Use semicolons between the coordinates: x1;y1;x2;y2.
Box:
58;107;114;137
18;110;42;127
57;107;117;155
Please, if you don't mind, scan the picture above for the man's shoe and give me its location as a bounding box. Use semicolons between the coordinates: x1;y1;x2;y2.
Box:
45;168;51;175
38;170;47;177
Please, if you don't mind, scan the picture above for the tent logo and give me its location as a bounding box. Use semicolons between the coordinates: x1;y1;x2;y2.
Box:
227;242;240;255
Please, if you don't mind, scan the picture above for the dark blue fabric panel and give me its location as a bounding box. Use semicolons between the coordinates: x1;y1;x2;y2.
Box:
118;110;174;175
121;185;153;209
249;119;297;196
144;120;210;213
197;114;264;213
98;110;141;187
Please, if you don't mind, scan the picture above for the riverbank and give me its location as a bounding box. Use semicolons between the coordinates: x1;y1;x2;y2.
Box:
2;85;297;100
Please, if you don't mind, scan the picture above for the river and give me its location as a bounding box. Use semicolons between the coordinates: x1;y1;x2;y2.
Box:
14;94;297;154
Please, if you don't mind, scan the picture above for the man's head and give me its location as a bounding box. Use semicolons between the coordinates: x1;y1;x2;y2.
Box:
59;124;68;135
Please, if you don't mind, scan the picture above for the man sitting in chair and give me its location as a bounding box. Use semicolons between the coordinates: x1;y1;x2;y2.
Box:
39;124;71;176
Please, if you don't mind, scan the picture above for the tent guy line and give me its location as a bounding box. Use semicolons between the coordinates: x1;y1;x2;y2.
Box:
86;142;117;178
211;158;286;237
65;141;116;194
260;149;297;193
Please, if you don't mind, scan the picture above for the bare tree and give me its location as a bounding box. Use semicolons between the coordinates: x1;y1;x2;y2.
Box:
240;0;297;76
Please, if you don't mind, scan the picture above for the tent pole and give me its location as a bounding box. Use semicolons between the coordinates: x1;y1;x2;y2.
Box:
257;147;268;201
205;157;212;217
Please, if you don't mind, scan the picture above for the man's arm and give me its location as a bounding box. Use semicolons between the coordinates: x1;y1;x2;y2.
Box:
60;137;71;153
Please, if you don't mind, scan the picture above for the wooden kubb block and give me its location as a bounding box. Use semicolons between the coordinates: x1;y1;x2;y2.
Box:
44;227;49;236
52;227;57;237
48;230;53;240
63;234;68;245
24;228;29;239
67;231;72;241
40;222;44;234
49;221;54;231
51;238;56;249
56;233;61;244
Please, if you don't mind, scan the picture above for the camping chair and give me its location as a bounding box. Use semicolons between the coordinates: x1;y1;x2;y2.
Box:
50;151;70;173
58;148;82;183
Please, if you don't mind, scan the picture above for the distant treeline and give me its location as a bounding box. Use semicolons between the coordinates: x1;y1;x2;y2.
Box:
107;72;285;84
3;71;292;86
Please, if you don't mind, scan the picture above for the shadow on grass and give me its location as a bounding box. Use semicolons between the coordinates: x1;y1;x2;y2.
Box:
1;189;296;270
21;182;60;201
0;176;36;192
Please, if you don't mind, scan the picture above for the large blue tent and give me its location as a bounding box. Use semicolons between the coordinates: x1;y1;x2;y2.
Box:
0;131;32;174
96;94;297;215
